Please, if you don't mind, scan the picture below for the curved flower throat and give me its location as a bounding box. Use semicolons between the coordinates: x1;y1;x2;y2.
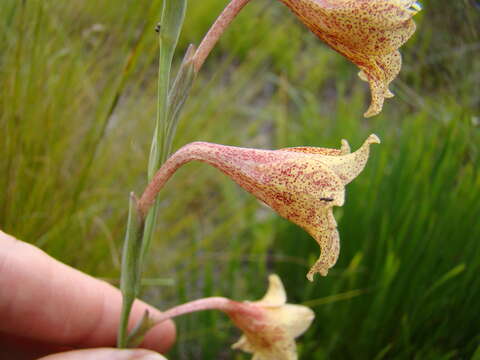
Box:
278;0;422;117
139;134;380;280
152;275;314;360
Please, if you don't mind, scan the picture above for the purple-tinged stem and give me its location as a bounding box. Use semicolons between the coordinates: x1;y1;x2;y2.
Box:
192;0;253;72
138;142;232;217
153;297;232;325
138;142;198;217
151;296;262;328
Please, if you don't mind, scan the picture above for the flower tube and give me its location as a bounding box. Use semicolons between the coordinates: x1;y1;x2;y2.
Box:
153;274;314;360
139;134;380;280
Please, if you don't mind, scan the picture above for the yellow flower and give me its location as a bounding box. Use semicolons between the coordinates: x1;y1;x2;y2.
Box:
152;275;314;359
278;0;422;117
229;274;315;360
139;135;380;280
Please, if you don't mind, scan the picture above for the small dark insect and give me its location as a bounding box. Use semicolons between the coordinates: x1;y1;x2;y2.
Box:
155;23;161;33
320;197;334;202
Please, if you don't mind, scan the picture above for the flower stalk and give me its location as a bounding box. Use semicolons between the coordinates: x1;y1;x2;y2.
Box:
192;0;253;72
118;193;145;348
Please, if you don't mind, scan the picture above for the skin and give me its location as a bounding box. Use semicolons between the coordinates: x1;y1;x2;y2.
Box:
0;230;175;360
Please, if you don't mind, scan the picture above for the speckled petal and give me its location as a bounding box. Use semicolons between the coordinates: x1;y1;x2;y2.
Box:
314;134;380;185
139;135;379;280
360;50;403;116
231;275;314;360
257;274;287;306
232;335;255;353
281;139;350;156
274;304;315;338
233;336;297;360
306;209;339;279
278;0;420;117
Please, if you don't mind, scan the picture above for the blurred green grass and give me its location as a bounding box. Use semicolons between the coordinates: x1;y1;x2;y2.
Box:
1;0;479;359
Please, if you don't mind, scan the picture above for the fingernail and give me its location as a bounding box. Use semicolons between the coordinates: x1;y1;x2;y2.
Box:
127;349;167;360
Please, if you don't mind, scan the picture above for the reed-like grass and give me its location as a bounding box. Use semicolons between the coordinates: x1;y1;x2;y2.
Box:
1;0;479;359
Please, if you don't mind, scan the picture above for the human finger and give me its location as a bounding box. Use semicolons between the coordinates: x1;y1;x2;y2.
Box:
0;230;175;353
37;348;167;360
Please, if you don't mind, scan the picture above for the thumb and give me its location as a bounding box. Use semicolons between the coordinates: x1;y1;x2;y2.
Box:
37;348;168;360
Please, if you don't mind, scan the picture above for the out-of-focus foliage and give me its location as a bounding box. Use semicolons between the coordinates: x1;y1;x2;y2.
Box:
0;0;478;359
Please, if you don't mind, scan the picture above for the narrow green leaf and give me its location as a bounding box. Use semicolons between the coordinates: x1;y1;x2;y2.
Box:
126;310;156;348
165;43;197;152
118;0;189;348
424;263;466;298
148;0;187;178
117;192;145;348
142;0;188;269
302;288;367;307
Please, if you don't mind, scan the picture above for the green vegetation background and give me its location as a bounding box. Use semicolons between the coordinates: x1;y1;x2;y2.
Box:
1;0;479;359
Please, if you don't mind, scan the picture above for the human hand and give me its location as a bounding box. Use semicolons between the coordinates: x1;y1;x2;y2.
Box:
0;230;175;360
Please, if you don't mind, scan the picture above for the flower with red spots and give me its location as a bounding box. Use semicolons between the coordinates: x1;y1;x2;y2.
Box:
153;274;315;360
278;0;421;117
139;134;380;280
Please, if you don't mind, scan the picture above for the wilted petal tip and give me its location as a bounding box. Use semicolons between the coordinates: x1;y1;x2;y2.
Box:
367;134;381;145
257;274;287;306
364;102;384;118
340;139;351;154
384;89;395;98
410;1;422;12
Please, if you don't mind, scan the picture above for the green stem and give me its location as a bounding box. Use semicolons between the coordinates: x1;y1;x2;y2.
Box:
118;194;145;348
148;0;187;178
117;0;187;348
142;0;187;264
118;0;253;349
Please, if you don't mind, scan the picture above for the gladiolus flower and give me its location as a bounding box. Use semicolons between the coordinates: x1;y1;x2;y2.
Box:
153;274;315;360
139;134;380;280
278;0;422;117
